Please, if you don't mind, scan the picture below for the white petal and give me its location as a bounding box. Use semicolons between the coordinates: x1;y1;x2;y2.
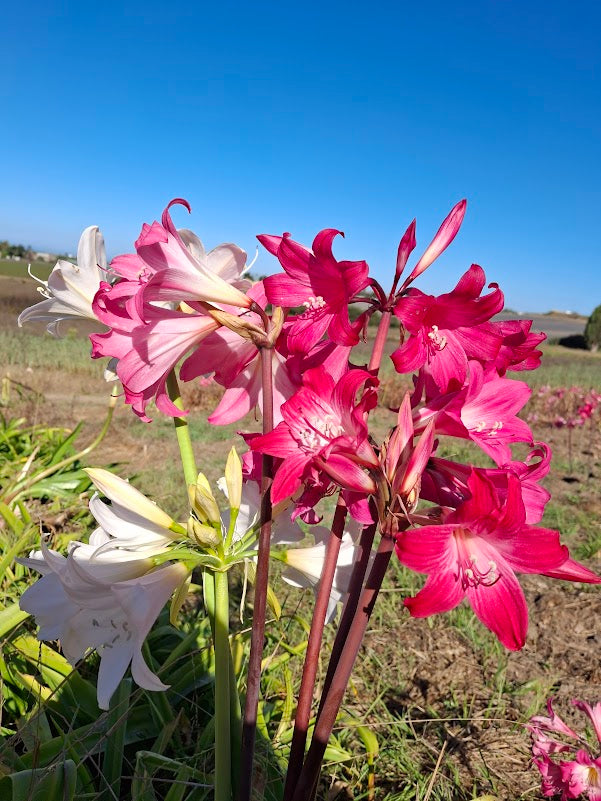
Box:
88;495;174;549
77;225;106;273
85;469;175;531
206;243;248;284
178;228;206;263
130;649;169;693
97;643;134;710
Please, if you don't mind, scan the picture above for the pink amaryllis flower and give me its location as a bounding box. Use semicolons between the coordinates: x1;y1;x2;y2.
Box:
391;264;504;390
413;361;533;465
91;282;220;421
259;229;370;353
395;470;594;650
422;441;552;524
480;318;546;375
112;198;252;311
250;367;379;509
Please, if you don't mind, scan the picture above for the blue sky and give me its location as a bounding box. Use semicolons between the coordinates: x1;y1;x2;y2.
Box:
1;0;600;313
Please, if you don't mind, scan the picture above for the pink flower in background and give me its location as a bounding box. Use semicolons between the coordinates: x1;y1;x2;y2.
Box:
392;264;504;389
530;699;601;799
395;471;589;650
260;228;370;353
251;367;379;507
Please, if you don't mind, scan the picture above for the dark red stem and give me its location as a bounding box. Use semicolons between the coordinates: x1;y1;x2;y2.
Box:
315;522;376;717
291;536;395;801
282;496;348;801
238;345;274;801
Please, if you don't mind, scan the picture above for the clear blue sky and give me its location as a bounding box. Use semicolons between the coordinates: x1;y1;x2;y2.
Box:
1;0;600;313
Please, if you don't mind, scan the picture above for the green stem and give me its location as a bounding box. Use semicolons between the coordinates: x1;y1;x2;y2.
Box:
229;647;242;799
166;371;198;487
214;569;232;801
3;385;118;504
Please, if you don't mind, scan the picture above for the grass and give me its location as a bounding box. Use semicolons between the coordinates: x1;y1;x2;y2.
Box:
0;259;53;280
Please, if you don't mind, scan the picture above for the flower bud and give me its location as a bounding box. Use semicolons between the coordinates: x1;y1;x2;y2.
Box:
189;472;221;526
225;447;242;511
187;515;221;547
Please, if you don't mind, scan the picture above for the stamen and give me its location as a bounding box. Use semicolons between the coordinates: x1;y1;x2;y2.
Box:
301;295;327;311
427;324;447;351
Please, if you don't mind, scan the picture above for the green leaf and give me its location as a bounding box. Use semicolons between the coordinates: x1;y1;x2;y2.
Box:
100;678;131;801
48;422;82;465
0;760;77;801
0;603;29;639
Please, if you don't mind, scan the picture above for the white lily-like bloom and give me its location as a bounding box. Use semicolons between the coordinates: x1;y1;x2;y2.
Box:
20;546;187;709
281;521;365;623
19;468;187;709
18;226;107;336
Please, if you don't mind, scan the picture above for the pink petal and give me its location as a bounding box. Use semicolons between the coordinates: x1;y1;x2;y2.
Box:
467;569;528;650
404;199;467;285
320;453;377;494
404;571;464;617
395;219;417;279
271;453;310;504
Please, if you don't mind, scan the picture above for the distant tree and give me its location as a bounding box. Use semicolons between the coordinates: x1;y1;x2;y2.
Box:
584;303;601;351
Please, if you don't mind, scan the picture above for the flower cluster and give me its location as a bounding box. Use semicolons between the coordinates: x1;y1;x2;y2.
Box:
528;385;601;430
17;197;599;798
530;698;601;799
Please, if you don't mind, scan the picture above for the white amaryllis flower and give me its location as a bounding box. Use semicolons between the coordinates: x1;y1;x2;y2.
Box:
18;226;107;336
19;468;188;709
281;522;365;623
20;544;187;709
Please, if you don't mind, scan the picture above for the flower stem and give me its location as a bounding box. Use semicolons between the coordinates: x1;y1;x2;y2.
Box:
368;310;391;374
229;647;242;799
214;568;232;801
282;495;348;801
316;522;377;715
166;371;198;488
238;345;274;801
291;536;395;801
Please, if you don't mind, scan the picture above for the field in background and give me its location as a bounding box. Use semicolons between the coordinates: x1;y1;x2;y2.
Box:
2;273;601;799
